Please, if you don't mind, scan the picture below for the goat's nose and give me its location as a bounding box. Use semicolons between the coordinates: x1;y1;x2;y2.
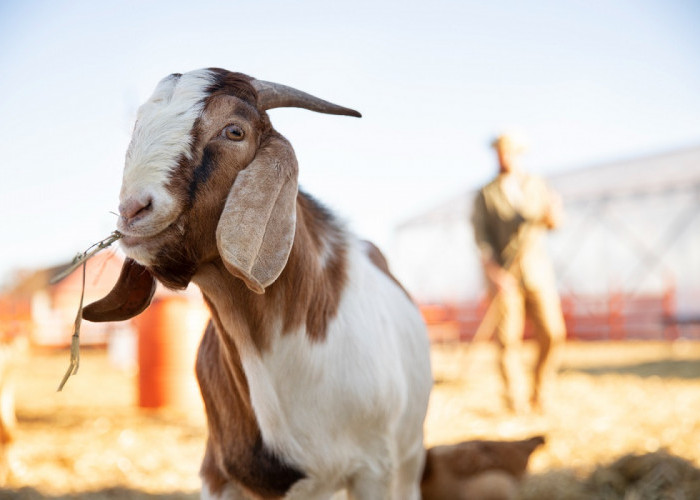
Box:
119;195;153;221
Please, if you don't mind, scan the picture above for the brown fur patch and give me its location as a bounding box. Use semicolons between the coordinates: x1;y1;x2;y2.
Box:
205;69;258;107
277;192;347;342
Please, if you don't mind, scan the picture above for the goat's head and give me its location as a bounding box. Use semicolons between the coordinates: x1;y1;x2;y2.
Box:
83;68;360;322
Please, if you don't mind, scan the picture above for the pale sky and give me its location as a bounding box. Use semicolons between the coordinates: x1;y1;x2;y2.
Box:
1;0;699;286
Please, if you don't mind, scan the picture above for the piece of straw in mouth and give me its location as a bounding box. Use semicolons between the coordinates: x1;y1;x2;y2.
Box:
50;231;123;285
56;231;122;392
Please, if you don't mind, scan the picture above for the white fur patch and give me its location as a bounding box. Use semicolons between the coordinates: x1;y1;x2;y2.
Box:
119;69;215;236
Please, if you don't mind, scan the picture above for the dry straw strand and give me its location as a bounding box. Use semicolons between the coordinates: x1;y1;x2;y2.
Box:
55;231;122;392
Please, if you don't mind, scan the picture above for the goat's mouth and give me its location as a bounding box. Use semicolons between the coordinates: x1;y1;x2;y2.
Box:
117;231;165;267
119;234;144;247
117;217;186;267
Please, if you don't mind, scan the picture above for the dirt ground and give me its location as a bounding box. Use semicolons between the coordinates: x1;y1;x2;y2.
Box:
1;340;699;499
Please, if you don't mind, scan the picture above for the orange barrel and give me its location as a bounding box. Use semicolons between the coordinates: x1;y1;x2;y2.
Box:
136;296;209;410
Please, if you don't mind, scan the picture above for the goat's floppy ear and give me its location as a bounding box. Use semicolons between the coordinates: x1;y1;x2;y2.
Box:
82;258;157;321
216;134;298;294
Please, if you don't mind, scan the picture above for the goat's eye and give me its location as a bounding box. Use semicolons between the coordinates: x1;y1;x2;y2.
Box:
222;124;245;141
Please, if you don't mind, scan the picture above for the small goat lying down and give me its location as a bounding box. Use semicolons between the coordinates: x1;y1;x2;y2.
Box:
421;436;545;500
83;68;433;499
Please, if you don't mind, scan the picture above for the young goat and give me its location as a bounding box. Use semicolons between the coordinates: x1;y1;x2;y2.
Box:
83;69;433;500
421;436;545;500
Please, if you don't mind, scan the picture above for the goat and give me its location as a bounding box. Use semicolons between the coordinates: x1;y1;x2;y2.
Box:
82;68;433;500
421;436;545;500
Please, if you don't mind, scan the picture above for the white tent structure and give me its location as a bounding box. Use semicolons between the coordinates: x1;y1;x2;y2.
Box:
393;145;700;339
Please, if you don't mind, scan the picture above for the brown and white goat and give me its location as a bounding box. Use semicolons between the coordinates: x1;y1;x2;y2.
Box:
83;69;433;499
421;436;545;500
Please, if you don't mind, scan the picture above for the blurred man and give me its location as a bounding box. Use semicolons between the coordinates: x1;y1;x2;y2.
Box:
471;132;566;413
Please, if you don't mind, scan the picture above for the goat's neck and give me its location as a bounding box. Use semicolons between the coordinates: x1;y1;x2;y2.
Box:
192;191;348;354
193;260;273;355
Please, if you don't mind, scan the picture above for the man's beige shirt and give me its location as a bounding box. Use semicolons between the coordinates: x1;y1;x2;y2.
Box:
472;172;557;290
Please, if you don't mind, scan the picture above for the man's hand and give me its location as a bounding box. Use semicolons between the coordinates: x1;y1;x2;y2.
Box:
541;191;564;229
483;258;517;293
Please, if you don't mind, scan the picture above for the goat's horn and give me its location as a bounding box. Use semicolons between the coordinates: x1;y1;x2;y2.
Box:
252;80;361;118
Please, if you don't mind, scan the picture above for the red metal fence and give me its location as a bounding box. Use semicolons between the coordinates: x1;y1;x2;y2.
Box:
420;287;697;343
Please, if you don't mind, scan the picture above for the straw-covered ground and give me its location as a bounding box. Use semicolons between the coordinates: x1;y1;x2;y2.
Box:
1;340;699;499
